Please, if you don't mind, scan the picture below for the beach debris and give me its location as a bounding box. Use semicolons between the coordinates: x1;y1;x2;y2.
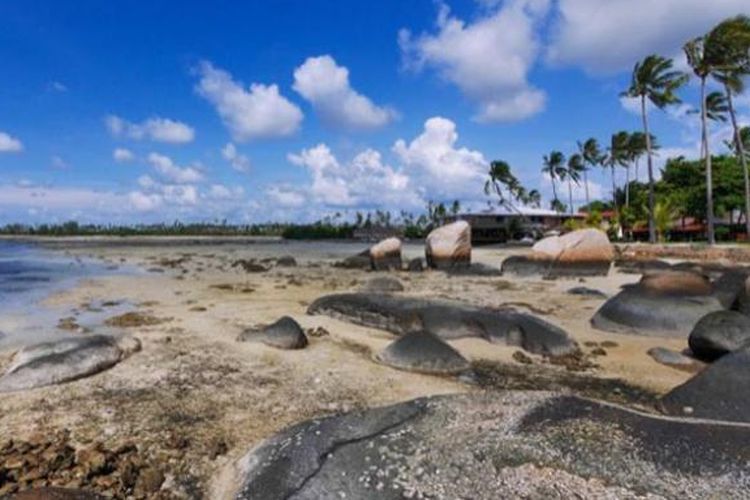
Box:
238;316;308;349
374;330;470;375
512;350;533;364
103;311;169;328
647;347;704;372
369;237;402;271
688;310;750;361
0;334;141;392
307;293;576;356
361;276;404;293
425;220;471;269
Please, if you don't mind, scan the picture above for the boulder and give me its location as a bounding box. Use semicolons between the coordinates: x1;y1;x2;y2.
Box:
733;275;750;316
369;237;402;271
710;269;749;308
336;250;371;269
661;345;750;423
361;276;404;293
234;392;750;499
425;221;471;269
307;293;576;356
407;257;424;272
639;270;712;295
688;310;750;361
0;334;140;392
374;330;470;374
238;316;308;349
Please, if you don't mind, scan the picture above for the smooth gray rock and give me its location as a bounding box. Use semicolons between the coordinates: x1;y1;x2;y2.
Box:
361;277;404;293
567;287;607;298
235;392;750;499
661;345;750;423
614;259;673;275
502;255;611;278
238;316;308;349
712;269;750;308
335;250;370;269
374;330;470;374
647;347;703;370
0;334;140;392
307;293;576;356
276;256;297;267
688;310;750;361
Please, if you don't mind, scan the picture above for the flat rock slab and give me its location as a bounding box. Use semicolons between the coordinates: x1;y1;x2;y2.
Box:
374;330;470;374
234;392;750;499
0;334;140;392
307;293;576;356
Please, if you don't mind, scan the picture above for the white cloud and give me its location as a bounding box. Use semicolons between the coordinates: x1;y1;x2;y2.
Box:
51;156;68;169
194;61;303;141
47;81;68;93
0;132;23;153
105;115;195;144
293;55;396;129
147;152;204;184
113;147;135;163
128;191;163;212
208;184;244;200
266;185;306;208
221;142;251;172
162;185;198;206
0;184;126;211
399;0;548;122
547;0;750;74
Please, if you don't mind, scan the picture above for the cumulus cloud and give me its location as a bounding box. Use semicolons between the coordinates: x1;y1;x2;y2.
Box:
0;132;23;153
105;115;195;144
208;184;244;200
546;0;750;74
293;55;396;129
194;61;303;141
221;143;251;172
147;152;204;184
266;185;307;208
113;148;135;163
128;191;163;212
399;0;548;122
0;184;127;214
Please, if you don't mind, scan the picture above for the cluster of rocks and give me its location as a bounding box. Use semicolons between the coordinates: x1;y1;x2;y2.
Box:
0;431;163;499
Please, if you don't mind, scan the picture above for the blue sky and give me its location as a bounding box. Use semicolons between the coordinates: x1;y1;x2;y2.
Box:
0;0;748;224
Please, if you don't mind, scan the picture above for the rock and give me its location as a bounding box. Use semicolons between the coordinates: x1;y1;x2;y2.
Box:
444;263;503;277
614;259;672;275
238;316;308;349
711;269;749;308
567;287;607;298
0;335;140;392
307;293;576;356
276;256;297;267
688;310;750;361
369;237;402;271
661;345;750;423
336;250;371;269
647;347;704;372
361;276;404;293
11;488;104;499
591;271;726;337
733;275;750;315
425;221;471;269
232;259;269;273
234;391;750;499
407;257;424;272
374;330;470;374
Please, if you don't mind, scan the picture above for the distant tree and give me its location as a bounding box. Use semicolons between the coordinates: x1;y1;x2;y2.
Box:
564;153;584;214
604;131;630;220
450;199;461;216
577;138;604;207
485;160;526;214
542;151;566;212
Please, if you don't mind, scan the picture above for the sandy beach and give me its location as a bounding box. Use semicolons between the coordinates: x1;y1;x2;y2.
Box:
0;239;705;497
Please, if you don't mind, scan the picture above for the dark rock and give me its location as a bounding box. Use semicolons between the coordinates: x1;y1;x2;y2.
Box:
0;335;140;392
307;293;576;356
647;347;704;372
614;259;672;275
567;287;607;298
232;259;268;273
276;256;297;267
361;277;404;293
444;263;503;277
512;350;533;364
335;250;371;269
712;269;750;308
374;331;470;374
235;392;750;499
238;316;308;349
502;255;611;278
661;345;750;423
407;257;424;272
11;488;104;500
688;310;750;361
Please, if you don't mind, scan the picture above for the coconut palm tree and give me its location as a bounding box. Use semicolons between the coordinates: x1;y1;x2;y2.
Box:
604;131;630;219
565;154;584;214
622;55;688;243
542;151;566;212
626;132;646;186
485;160;526;214
577;138;603;207
707;15;750;236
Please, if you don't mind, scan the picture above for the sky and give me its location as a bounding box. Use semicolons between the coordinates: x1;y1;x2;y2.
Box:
0;0;748;225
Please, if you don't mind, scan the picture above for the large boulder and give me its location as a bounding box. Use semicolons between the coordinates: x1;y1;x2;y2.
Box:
307;293;576;356
661;345;750;423
238;316;308;349
374;330;470;374
369;237;402;271
425;221;471;269
503;229;613;278
688;310;750;361
234;392;750;499
0;334;140;392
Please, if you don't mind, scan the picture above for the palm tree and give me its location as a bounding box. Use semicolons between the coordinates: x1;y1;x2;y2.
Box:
485;160;525;214
577;138;603;207
542;151;566;212
604;131;630;219
622;55;688;243
565;154;584;214
707;15;750;237
626;132;647;186
523;189;542;208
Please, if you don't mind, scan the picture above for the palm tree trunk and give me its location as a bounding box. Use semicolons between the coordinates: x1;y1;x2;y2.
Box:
551;178;558;211
583;169;590;206
726;85;750;239
568;179;574;215
642;95;656;244
611;164;618;218
701;78;715;245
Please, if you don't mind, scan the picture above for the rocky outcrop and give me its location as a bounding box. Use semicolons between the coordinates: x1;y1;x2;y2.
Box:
238;316;308;349
369;237;402;271
361;276;404;293
234;392;750;499
661;345;750;423
688;310;750;361
307;293;576;356
0;334;140;392
503;229;613;278
425;221;471;269
374;331;470;375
